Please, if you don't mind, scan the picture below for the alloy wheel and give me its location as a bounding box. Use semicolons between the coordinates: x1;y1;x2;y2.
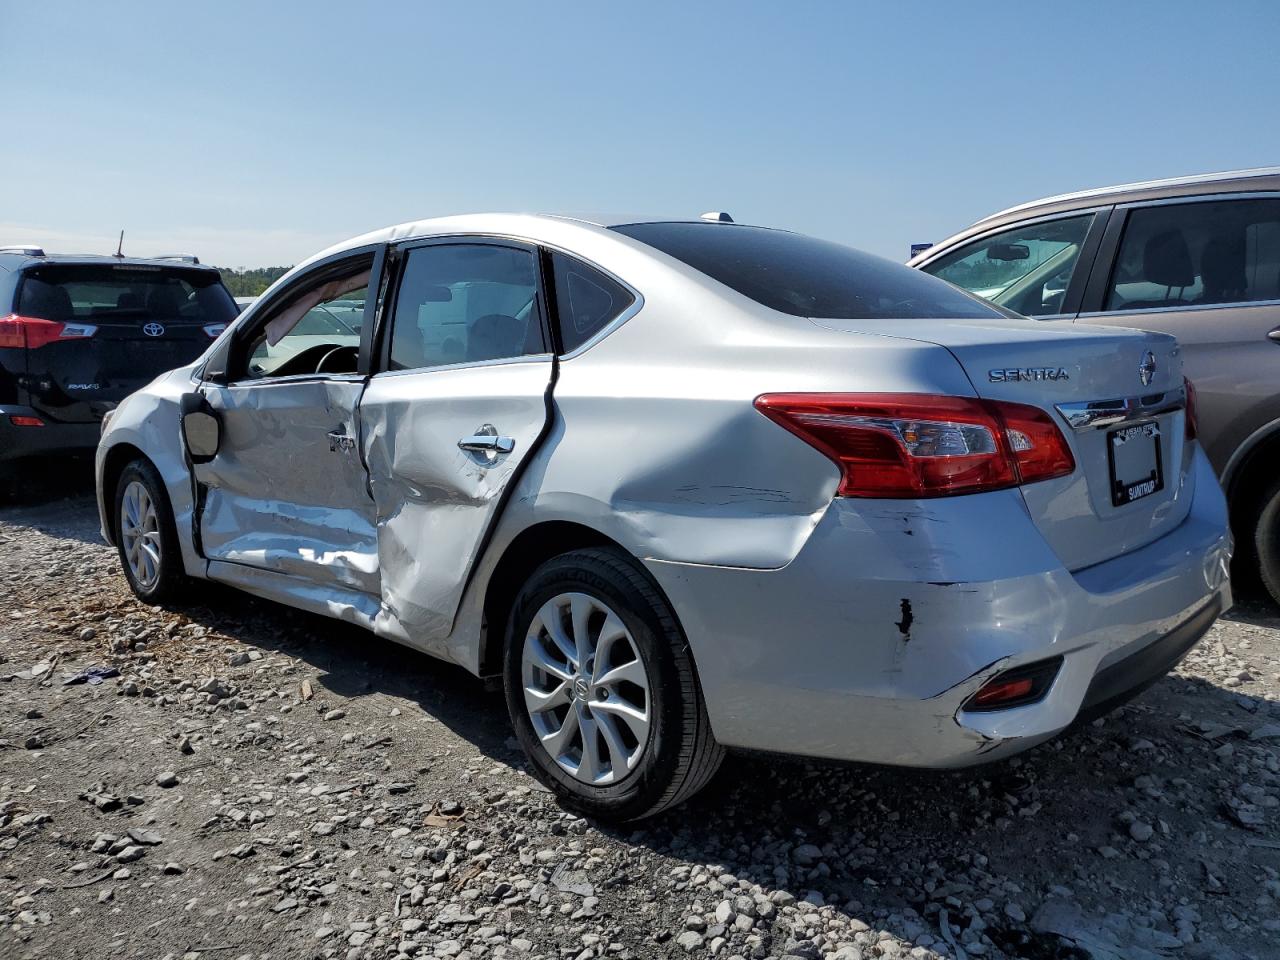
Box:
521;591;652;785
120;479;162;590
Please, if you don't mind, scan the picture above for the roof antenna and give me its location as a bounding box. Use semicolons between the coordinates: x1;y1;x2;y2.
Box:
114;230;125;258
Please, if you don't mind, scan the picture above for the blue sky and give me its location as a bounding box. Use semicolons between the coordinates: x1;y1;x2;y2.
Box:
2;1;1278;267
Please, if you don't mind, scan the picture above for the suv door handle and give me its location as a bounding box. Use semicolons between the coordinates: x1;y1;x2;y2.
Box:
458;434;515;454
1268;328;1280;344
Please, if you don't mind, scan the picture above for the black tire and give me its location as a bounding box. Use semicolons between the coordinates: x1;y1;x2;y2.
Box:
1255;476;1280;608
113;458;189;605
503;547;724;821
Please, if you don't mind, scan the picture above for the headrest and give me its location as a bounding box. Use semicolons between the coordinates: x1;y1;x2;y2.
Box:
1142;230;1194;288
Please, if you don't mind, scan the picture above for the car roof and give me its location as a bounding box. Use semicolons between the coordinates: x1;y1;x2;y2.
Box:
291;212;765;274
913;166;1280;264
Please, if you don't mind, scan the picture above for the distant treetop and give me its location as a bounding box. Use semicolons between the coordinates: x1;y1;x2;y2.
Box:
213;266;292;297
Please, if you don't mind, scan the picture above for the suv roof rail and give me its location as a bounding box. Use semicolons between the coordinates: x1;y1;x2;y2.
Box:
152;253;200;265
0;245;46;257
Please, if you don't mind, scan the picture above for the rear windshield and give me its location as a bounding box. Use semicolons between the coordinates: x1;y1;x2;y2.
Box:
17;264;237;325
611;222;1002;320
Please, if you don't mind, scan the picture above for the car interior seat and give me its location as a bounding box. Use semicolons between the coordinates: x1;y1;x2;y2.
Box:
21;281;74;322
1197;232;1248;305
468;313;523;361
1124;229;1195;309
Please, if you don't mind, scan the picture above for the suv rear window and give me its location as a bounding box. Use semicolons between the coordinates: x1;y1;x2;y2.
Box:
17;264;237;325
611;222;1001;320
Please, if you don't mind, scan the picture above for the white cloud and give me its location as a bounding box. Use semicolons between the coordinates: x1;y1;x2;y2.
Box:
0;222;347;269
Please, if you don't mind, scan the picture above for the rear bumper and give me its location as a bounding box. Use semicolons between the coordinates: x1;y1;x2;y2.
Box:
645;448;1232;768
0;405;99;467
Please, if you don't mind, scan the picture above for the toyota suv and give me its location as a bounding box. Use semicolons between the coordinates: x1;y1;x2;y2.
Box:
911;168;1280;605
0;248;237;493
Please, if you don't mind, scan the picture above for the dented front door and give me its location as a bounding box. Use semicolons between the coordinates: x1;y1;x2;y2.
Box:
194;375;380;596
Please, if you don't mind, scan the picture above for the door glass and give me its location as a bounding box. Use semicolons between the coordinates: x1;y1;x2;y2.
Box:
550;252;635;353
242;268;369;379
924;214;1095;316
1106;198;1280;311
388;245;544;371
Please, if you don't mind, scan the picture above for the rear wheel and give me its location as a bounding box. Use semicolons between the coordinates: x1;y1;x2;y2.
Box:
1255;476;1280;608
114;459;188;604
503;547;723;821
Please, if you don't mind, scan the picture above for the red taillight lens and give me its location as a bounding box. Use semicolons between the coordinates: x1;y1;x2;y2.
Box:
9;415;45;427
1183;376;1198;441
754;393;1075;498
0;314;97;349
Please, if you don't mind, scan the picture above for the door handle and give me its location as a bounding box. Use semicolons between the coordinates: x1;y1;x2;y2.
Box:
458;434;515;454
1268;328;1280;344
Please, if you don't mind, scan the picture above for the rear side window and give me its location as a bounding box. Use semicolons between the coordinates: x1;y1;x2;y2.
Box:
1107;198;1280;310
550;252;635;353
923;214;1095;317
17;264;237;325
611;222;1000;320
388;244;545;371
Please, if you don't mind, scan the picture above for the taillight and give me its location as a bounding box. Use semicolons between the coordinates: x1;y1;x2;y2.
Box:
754;393;1075;498
1184;377;1198;441
0;314;97;349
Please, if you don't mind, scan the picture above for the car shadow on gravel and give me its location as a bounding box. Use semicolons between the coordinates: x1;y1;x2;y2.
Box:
0;456;101;546
162;580;1276;959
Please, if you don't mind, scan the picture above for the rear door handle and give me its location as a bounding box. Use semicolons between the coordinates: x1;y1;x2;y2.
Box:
1268;328;1280;344
458;434;515;454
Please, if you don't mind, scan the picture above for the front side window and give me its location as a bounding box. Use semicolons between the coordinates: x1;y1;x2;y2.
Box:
388;244;544;371
612;222;999;320
1106;198;1280;311
924;214;1095;317
550;252;635;353
240;266;369;380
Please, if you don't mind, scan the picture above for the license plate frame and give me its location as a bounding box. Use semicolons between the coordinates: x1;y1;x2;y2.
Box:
1107;420;1164;507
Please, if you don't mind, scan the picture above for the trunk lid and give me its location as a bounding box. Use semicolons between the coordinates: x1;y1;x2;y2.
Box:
16;262;235;423
810;315;1191;571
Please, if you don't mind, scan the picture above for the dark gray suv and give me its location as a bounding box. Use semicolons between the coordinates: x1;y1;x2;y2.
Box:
0;248;237;491
912;168;1280;603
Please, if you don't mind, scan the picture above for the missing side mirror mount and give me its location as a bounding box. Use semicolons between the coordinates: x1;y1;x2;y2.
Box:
180;393;221;464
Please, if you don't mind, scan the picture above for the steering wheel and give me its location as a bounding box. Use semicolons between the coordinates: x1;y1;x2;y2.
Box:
316;344;359;374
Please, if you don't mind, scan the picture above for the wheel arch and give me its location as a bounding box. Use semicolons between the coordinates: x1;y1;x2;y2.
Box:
478;520;668;677
100;441;151;546
1223;418;1280;514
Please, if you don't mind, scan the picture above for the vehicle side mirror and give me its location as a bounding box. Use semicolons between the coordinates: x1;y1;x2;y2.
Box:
989;243;1031;262
180;393;221;464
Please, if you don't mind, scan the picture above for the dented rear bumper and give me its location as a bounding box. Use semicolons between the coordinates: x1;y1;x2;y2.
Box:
644;448;1232;768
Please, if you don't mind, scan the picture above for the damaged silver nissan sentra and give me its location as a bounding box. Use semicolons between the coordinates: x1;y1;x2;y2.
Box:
96;213;1233;820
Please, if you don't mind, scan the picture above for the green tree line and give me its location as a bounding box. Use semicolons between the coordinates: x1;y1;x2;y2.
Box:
213;266;292;298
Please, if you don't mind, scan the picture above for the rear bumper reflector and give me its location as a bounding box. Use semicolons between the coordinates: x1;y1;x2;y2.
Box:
9;415;46;427
964;656;1063;712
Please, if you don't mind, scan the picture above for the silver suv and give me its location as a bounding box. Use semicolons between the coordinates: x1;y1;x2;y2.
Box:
912;168;1280;604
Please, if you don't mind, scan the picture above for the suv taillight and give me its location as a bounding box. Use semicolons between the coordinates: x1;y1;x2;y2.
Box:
754;393;1076;498
0;314;97;349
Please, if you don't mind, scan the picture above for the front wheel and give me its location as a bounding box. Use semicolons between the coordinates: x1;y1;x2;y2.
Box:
503;547;723;821
1255;476;1280;608
114;459;188;605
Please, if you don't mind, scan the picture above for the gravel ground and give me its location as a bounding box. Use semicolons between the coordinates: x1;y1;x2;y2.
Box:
2;473;1279;960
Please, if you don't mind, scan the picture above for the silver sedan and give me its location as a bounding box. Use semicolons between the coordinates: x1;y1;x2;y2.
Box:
96;214;1232;820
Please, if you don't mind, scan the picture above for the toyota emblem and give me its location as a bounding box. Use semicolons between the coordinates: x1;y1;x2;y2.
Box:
1138;350;1156;387
143;322;165;337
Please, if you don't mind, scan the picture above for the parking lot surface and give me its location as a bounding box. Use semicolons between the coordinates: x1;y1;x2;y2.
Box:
1;478;1278;960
